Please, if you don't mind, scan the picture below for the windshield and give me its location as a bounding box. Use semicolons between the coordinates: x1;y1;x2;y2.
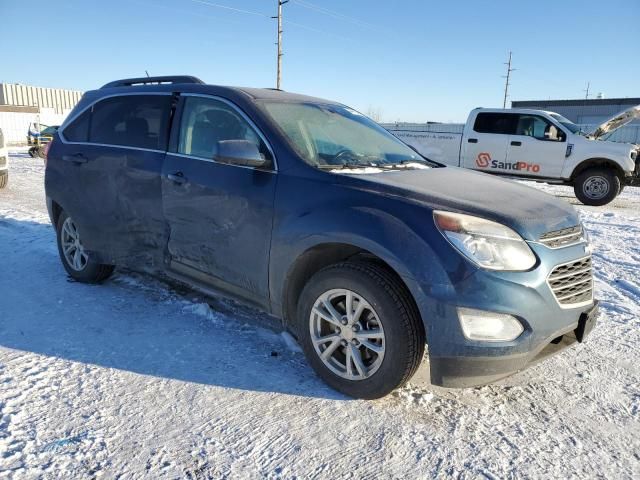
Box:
549;113;583;135
261;102;433;169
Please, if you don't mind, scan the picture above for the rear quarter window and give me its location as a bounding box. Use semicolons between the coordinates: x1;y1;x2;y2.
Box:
473;112;518;135
63;109;91;142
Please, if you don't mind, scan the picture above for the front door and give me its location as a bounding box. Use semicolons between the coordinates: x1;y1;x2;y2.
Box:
507;114;568;178
161;95;277;305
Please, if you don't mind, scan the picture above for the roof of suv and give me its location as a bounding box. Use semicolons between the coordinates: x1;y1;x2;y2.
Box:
97;75;336;105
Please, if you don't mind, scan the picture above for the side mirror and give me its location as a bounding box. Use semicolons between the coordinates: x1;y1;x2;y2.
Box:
216;140;267;168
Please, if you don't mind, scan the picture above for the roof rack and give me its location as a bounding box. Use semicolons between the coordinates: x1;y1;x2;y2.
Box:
100;76;205;89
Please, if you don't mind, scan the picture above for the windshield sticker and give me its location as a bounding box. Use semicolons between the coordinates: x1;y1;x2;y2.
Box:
476;152;541;173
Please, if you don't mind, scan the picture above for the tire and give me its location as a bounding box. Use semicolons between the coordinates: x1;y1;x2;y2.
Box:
296;261;425;399
56;211;115;283
28;147;37;158
0;171;7;189
573;168;620;206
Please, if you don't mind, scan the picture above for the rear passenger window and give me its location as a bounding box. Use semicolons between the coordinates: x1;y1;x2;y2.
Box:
89;95;172;150
63;109;91;142
473;113;518;135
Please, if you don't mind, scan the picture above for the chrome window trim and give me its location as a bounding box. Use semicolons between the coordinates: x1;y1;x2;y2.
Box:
169;152;277;174
546;255;594;310
178;93;278;172
58;92;173;146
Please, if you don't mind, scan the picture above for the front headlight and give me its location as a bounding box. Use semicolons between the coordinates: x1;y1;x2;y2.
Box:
434;211;537;271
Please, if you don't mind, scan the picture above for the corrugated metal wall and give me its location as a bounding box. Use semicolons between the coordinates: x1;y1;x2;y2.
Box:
0;83;83;115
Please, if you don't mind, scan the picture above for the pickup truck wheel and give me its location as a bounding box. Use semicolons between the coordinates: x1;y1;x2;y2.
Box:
574;168;620;206
56;211;115;283
297;261;425;399
0;171;7;189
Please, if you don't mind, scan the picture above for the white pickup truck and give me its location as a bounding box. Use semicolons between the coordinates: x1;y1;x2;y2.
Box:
0;128;8;189
388;106;640;206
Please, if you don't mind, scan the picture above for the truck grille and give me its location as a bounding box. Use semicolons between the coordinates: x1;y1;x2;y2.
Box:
539;225;584;249
547;256;593;307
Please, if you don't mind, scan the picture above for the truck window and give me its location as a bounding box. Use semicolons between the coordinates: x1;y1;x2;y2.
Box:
516;115;565;141
473;113;517;135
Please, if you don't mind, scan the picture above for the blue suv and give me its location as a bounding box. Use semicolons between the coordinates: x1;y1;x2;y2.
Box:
45;76;599;398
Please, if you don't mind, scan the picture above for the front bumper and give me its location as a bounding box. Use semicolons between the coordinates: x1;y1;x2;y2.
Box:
418;240;599;388
431;302;599;387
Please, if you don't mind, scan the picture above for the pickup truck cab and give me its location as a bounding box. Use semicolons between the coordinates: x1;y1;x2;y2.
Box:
0;128;8;189
389;107;640;206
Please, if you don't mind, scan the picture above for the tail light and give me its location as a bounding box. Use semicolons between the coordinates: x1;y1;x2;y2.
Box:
43;140;53;165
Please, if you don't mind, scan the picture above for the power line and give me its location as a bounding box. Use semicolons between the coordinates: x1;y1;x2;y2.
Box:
290;0;377;30
188;0;268;17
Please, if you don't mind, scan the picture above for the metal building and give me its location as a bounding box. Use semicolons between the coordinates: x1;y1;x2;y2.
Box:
511;97;640;125
0;83;84;145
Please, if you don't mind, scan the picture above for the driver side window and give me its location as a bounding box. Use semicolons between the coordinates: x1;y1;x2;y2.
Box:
178;96;273;166
516;115;565;142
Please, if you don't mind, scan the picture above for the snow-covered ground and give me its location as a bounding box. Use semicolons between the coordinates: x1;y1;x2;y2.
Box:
1;151;639;478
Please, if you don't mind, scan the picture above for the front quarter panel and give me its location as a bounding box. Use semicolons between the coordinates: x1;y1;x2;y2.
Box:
268;170;475;338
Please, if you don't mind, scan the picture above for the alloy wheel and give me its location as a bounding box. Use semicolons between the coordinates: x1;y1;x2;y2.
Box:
309;288;385;381
61;217;89;271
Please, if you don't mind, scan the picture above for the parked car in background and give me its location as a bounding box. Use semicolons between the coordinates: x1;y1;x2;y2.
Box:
0;127;7;188
388;107;640;206
45;76;598;398
27;124;59;158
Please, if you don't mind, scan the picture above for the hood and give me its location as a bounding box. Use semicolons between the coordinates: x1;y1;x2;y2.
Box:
588;104;640;140
343;167;580;241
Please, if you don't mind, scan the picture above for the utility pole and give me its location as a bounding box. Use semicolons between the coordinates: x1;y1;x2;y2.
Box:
584;81;590;100
273;0;289;90
502;51;515;108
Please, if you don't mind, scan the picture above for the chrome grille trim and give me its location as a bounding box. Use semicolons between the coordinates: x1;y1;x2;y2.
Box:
547;256;594;308
539;225;584;249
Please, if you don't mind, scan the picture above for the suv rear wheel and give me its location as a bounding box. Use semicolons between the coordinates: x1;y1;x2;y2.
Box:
0;171;7;189
56;211;115;283
574;168;620;206
297;261;425;399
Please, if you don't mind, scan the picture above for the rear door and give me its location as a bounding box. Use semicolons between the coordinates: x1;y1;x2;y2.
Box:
462;112;516;172
161;94;277;306
506;114;568;178
54;93;173;266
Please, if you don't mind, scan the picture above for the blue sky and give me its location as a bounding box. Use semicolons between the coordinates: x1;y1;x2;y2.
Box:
1;0;638;122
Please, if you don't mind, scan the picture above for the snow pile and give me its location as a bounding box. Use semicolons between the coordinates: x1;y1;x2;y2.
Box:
0;154;638;478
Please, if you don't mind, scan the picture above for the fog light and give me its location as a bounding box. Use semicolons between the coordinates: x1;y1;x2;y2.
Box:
457;308;524;342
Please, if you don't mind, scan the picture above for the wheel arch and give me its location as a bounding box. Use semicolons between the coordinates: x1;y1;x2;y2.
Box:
280;242;424;338
570;158;625;182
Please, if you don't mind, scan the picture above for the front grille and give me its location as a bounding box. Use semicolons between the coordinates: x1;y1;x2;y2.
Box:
0;156;6;168
539;225;584;249
548;256;593;307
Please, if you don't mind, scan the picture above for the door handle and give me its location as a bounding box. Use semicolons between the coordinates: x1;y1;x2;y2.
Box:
510;141;522;146
167;172;187;184
62;153;88;164
468;138;478;143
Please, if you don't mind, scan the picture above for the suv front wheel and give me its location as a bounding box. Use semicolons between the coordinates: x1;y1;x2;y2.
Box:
56;211;115;283
297;261;425;399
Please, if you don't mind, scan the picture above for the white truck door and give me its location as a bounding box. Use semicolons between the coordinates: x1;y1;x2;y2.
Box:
507;114;568;178
461;112;514;172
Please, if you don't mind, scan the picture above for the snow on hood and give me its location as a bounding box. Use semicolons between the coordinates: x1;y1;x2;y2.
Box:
329;163;431;174
588;104;640;140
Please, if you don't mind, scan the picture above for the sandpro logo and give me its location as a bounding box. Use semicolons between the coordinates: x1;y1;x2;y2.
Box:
476;152;491;168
